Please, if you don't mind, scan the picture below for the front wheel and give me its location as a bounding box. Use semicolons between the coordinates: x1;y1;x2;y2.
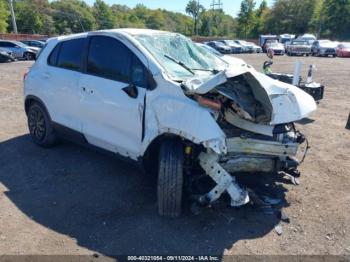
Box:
157;139;184;217
23;52;35;60
27;102;57;147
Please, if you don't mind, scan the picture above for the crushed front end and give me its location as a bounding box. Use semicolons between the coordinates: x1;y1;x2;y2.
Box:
183;70;314;208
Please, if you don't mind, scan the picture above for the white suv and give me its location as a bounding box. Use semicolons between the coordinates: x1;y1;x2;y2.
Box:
24;29;317;217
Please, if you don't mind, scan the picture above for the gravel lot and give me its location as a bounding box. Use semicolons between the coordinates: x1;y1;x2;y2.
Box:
0;54;349;257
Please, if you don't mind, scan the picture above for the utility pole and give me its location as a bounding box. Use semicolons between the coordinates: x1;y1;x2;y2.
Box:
209;0;223;36
8;0;18;34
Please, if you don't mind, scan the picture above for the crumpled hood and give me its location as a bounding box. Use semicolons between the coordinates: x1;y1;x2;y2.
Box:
184;65;317;125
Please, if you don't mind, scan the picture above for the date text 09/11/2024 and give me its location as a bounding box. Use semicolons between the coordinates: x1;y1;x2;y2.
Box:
127;255;220;261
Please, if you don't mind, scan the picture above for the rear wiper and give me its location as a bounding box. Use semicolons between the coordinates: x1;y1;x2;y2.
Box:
164;54;194;75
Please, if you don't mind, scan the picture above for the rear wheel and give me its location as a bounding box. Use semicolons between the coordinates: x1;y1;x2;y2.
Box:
157;139;184;217
27;102;57;147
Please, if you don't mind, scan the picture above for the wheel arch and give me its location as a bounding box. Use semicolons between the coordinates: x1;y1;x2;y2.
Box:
24;95;51;121
142;133;197;172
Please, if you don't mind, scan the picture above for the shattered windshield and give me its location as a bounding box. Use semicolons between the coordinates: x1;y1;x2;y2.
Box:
135;33;227;80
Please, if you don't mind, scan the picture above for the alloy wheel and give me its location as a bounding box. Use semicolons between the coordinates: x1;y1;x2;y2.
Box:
28;107;46;141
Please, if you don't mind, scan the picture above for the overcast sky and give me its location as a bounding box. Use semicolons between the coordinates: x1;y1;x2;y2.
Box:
82;0;273;17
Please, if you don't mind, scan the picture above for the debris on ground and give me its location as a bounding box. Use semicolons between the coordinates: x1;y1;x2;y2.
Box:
274;224;283;236
279;210;290;223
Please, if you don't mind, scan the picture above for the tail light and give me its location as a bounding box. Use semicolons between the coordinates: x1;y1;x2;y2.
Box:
196;95;221;111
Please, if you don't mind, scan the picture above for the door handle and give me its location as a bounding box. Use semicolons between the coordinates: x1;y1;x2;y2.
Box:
122;84;138;99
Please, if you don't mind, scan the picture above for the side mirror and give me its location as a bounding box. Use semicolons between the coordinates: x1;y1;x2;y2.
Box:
122;83;138;99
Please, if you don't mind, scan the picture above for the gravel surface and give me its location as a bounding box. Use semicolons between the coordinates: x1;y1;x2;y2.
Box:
0;54;349;257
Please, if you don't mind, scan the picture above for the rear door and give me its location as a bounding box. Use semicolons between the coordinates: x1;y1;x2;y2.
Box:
79;35;148;158
41;38;86;132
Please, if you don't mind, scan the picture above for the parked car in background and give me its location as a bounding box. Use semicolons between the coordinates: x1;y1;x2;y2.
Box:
196;43;247;65
0;40;39;60
336;42;350;57
259;35;278;52
218;40;242;53
286;39;311;56
311;40;337;57
279;34;295;46
233;40;254;53
205;41;231;54
266;42;285;55
298;34;317;45
21;40;45;48
0;48;15;62
246;41;262;53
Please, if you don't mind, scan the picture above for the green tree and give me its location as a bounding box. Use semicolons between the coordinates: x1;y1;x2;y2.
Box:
10;0;55;34
0;0;9;33
237;0;256;38
322;0;350;39
265;0;317;35
146;9;165;30
309;0;324;37
252;0;269;36
51;0;96;34
185;0;204;35
93;0;114;29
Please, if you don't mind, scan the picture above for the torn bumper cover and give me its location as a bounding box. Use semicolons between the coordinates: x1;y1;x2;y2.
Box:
183;68;314;207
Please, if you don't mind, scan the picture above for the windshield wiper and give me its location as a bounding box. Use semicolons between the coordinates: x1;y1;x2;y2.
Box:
190;68;221;74
163;54;194;75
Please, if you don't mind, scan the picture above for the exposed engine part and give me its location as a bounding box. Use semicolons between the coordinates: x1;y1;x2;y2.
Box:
279;171;300;185
225;110;274;137
196;95;222;111
198;151;249;207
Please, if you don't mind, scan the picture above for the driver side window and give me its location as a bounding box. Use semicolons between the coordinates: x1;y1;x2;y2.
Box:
87;36;146;88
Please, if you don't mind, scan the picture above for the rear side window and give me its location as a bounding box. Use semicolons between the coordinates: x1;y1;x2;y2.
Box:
56;38;85;71
48;44;60;65
87;36;132;83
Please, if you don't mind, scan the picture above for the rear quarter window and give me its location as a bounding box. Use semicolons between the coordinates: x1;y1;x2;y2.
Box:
47;43;60;66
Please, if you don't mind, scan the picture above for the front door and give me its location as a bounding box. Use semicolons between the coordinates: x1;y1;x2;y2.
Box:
79;35;147;159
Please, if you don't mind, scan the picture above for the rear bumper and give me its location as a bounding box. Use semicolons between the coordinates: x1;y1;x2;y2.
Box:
319;49;336;55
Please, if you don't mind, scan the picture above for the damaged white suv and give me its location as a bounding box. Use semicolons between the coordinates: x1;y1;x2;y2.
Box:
24;29;317;217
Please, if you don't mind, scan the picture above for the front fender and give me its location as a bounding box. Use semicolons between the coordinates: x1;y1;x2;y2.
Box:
141;83;226;155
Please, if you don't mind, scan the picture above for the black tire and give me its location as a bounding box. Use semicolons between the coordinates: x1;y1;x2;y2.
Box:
157;139;184;217
27;102;57;147
23;52;35;60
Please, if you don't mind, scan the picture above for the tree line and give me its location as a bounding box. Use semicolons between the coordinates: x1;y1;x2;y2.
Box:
237;0;350;40
0;0;349;40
